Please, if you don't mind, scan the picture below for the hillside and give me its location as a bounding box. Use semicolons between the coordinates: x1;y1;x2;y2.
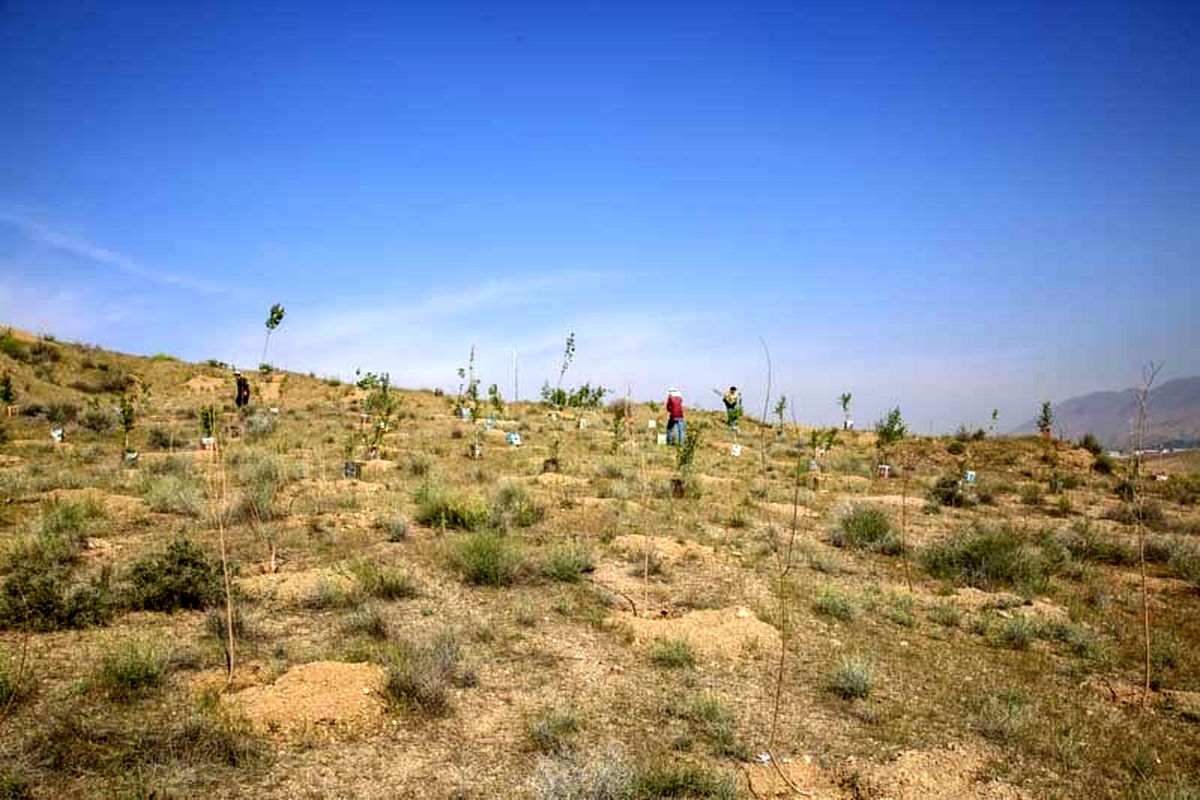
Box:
0;329;1198;799
1013;377;1200;450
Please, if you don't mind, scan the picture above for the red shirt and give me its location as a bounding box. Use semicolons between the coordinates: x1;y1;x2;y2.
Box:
666;395;684;419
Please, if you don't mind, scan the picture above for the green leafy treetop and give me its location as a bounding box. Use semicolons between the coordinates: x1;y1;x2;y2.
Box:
119;394;136;452
1037;401;1053;438
0;373;13;406
261;302;286;366
874;407;907;463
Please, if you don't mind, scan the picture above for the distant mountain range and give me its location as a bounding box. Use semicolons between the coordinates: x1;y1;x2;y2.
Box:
1012;377;1200;450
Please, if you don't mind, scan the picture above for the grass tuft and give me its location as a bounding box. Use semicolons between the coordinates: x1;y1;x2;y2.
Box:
829;657;873;699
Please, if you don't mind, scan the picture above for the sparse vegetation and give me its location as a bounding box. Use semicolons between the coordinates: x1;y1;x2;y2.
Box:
0;333;1197;799
96;638;168;701
830;505;902;554
829;657;873;699
381;631;461;714
649;638;696;669
449;531;523;586
920;523;1045;593
126;538;223;612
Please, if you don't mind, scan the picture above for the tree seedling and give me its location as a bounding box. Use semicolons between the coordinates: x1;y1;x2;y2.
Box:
261;302;285;367
119;393;136;455
1037;401;1053;440
839;392;853;430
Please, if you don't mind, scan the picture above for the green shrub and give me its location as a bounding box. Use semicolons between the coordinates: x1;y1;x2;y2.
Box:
96;638;168;701
413;485;489;530
374;513;409;542
0;558;115;632
348;558;418;600
0;653;22;709
830;506;902;553
666;695;748;760
449;531;523;586
231;455;285;523
344;603;389;640
813;586;857;621
40;497;105;538
632;762;737;799
145;426;174;450
0;770;30;799
1169;543;1200;591
928;603;962;628
1019;483;1042;507
973;689;1030;744
532;749;634;798
829;657;872;699
300;579;359;610
649;638;696;669
143;474;204;516
920;524;1045;593
542;542;595;582
929;475;976;508
526;708;579;754
381;631;461;714
1052;521;1134;565
489;484;545;531
1079;433;1104;455
80;405;115;433
1092;452;1116;475
1104;500;1166;530
995;615;1035;650
126;538;223;612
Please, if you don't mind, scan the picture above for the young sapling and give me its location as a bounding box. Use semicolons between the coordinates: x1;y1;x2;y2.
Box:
261;303;285;367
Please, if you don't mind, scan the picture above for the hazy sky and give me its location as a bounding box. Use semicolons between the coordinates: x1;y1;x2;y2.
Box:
1;1;1196;431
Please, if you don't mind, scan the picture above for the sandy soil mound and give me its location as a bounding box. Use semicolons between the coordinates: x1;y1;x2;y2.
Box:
745;757;842;798
45;487;145;516
223;661;387;739
609;535;713;563
618;606;779;660
183;375;226;393
238;567;356;604
861;743;1028;799
259;375;284;403
535;472;588;487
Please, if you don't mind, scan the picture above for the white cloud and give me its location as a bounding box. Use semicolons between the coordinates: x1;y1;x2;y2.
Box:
0;212;233;296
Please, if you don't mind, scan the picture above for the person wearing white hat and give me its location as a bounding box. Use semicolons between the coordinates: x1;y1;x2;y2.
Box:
665;388;686;446
234;370;251;408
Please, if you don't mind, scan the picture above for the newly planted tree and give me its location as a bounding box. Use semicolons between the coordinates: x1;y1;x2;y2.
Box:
773;395;788;437
119;394;136;454
839;392;853;430
1129;362;1163;708
875;407;907;467
364;373;402;456
487;383;505;416
875;407;911;588
0;374;13;407
261;303;286;367
808;427;839;489
989;408;999;435
1037;401;1053;439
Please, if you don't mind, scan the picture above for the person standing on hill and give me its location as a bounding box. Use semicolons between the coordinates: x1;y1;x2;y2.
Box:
665;388;686;446
722;386;742;431
234;371;251;408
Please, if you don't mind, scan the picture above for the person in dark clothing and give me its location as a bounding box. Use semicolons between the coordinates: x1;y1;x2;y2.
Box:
665;388;686;446
234;371;251;408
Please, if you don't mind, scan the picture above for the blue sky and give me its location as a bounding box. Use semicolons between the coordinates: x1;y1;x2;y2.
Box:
1;0;1197;431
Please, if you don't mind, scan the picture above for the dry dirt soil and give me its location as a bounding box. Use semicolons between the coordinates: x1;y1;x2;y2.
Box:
0;331;1197;798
